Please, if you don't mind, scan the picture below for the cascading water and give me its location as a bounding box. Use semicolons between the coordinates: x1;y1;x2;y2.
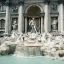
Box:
14;33;42;56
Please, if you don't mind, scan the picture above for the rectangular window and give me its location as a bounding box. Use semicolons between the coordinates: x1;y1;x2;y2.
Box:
0;5;6;12
0;20;5;29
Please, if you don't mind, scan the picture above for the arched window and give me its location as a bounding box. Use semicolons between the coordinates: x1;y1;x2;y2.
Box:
0;19;5;29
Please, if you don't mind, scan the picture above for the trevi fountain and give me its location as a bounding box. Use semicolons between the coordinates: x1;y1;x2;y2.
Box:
0;19;64;64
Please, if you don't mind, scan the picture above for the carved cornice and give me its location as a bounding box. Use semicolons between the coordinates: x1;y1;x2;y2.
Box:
44;0;64;4
50;11;59;17
24;12;45;17
0;0;64;6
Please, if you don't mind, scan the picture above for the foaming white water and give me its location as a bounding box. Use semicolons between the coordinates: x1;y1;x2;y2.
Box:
1;32;64;58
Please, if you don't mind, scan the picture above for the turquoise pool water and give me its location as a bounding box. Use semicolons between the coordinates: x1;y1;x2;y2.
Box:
0;56;64;64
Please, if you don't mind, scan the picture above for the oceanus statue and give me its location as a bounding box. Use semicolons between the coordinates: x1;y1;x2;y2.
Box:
29;18;37;33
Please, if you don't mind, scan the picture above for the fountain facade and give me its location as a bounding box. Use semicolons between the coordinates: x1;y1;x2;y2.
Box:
0;29;64;58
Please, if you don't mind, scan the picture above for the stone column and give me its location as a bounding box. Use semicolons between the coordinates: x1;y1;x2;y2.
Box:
58;3;63;33
41;17;44;33
5;5;10;34
44;4;49;33
18;3;24;34
25;17;27;33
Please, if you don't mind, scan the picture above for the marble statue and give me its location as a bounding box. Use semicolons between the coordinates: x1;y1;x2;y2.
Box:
52;18;58;31
11;19;18;39
12;19;17;31
29;18;37;33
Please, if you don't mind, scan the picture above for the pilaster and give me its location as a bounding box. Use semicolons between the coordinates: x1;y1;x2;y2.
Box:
18;1;24;34
5;1;11;35
44;3;49;33
41;17;44;33
25;17;27;33
58;2;63;33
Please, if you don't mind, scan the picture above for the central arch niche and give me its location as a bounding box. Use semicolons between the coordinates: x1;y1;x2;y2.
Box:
27;5;41;16
25;5;43;33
